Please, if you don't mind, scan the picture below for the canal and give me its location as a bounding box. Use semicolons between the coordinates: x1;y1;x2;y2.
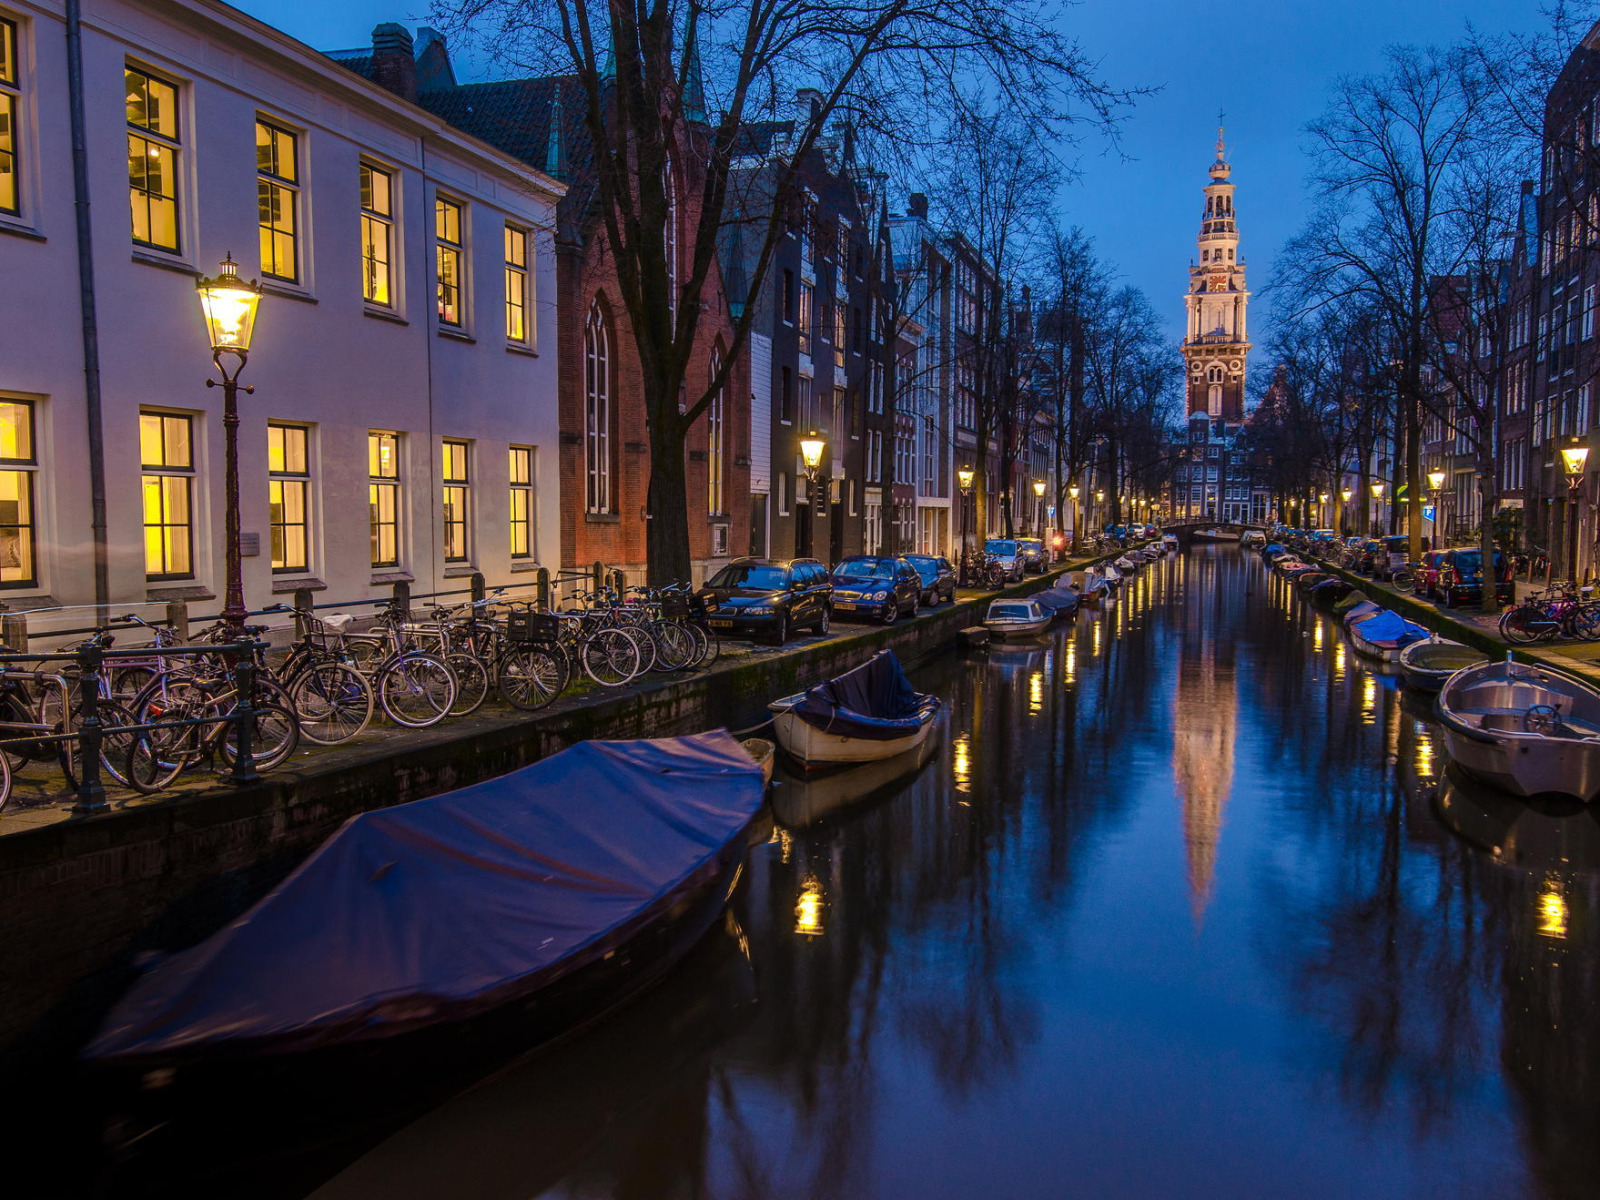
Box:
91;546;1600;1198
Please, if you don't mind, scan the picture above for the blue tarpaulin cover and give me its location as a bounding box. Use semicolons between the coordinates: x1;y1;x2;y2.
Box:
1341;601;1383;627
1032;587;1080;613
790;650;941;742
83;732;765;1063
1351;609;1430;649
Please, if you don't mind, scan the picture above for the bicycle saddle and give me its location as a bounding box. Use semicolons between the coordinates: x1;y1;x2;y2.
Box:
323;613;354;631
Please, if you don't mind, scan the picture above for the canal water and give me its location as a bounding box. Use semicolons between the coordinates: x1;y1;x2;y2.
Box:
94;546;1600;1198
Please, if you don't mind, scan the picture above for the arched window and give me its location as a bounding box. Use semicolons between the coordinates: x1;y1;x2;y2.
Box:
1208;385;1223;417
584;303;611;513
707;348;725;515
663;153;678;327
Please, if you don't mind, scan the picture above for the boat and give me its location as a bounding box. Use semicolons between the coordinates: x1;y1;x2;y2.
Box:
1093;562;1124;589
983;598;1054;639
740;736;776;787
1114;554;1138;572
768;650;942;768
1397;637;1488;693
1309;578;1354;610
1031;586;1081;618
1340;600;1383;628
84;732;766;1073
1293;570;1331;592
1065;571;1108;605
1347;609;1431;662
769;737;941;830
1162;533;1179;549
1192;527;1241;542
1438;658;1600;801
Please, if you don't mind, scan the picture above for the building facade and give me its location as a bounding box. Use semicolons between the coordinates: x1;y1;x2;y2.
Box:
0;4;563;631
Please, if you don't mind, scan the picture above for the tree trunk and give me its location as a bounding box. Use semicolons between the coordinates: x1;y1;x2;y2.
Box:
644;408;692;585
1478;451;1500;615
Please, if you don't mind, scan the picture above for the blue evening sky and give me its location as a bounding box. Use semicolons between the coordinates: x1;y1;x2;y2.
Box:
232;0;1549;347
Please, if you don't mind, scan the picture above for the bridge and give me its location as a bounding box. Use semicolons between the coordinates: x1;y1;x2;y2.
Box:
1158;516;1269;545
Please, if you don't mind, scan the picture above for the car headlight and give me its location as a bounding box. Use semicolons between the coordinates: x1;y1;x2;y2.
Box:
746;605;773;615
872;590;889;601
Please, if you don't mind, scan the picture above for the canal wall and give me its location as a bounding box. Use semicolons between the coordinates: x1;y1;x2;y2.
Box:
0;560;1098;1069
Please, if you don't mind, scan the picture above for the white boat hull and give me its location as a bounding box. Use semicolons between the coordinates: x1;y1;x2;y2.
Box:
984;616;1054;639
1438;662;1600;801
769;702;938;767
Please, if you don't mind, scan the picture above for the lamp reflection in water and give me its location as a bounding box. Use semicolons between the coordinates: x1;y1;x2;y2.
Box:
1362;675;1377;724
1334;641;1347;680
952;733;972;794
1064;643;1077;684
795;875;826;937
1313;623;1323;654
1029;671;1044;714
1537;881;1569;939
1414;729;1435;780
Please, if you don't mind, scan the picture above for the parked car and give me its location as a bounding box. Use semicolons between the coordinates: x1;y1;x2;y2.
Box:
829;556;922;624
905;554;958;606
697;557;832;644
1375;535;1410;579
1016;537;1047;573
1436;548;1514;608
1415;549;1450;600
1353;539;1384;575
984;539;1026;582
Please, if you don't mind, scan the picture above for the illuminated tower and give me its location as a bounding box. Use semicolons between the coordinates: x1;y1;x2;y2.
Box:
1182;128;1250;423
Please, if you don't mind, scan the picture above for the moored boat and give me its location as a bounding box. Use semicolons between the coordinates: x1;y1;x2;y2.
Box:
983;598;1054;639
1065;571;1108;605
1031;586;1080;618
1192;527;1241;542
1438;659;1600;800
1347;609;1431;662
740;737;776;787
770;737;941;830
1397;637;1488;693
769;650;942;768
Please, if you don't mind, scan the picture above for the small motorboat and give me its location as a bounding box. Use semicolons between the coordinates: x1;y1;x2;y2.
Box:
1065;571;1108;605
84;733;766;1070
1192;527;1241;542
983;598;1054;639
769;650;942;769
1341;600;1383;628
739;737;776;787
1031;586;1080;618
1438;658;1600;800
1114;554;1139;572
1093;562;1124;590
1293;571;1331;592
1397;637;1488;693
1347;609;1431;662
1309;578;1354;610
1162;533;1179;549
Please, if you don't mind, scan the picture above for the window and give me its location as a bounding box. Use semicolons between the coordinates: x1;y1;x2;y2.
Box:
0;399;36;586
584;304;612;513
368;431;400;568
501;225;531;344
707;350;725;515
126;65;180;252
833;300;846;368
798;374;814;430
255;120;299;282
777;471;790;516
442;440;470;562
436;196;464;326
1586;285;1597;341
782;269;796;323
267;423;310;573
779;366;794;424
0;17;20;216
360;162;394;306
798;284;814;355
140;412;193;579
509;446;534;558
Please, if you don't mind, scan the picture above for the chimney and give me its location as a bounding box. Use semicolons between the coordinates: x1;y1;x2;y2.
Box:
795;87;824;135
414;27;457;92
909;193;929;220
371;23;417;104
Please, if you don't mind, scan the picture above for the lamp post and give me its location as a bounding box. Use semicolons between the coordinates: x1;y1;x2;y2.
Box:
799;431;827;560
196;254;264;629
1561;440;1590;583
957;466;976;585
1032;479;1046;537
1427;469;1446;547
1370;479;1385;538
1068;483;1080;554
1340;487;1352;537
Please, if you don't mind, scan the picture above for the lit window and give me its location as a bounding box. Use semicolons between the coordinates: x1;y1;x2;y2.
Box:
707;350;725;515
435;196;464;326
509;446;534;558
360;163;394;306
140;412;193;579
0;18;20;216
504;225;530;343
255;119;299;282
0;399;37;587
584;304;612;513
798;283;813;355
442;439;470;562
267;423;310;573
126;65;180;252
368;431;400;568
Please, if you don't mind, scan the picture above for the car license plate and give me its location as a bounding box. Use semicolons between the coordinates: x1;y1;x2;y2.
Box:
709;619;733;629
835;602;856;610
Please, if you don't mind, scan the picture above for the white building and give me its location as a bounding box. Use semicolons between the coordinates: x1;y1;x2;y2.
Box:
0;2;562;629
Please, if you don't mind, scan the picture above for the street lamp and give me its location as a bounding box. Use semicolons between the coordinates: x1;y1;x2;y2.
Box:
196;253;264;629
957;466;976;584
1562;439;1590;583
1068;483;1081;553
1032;479;1046;537
799;431;827;559
1426;469;1446;546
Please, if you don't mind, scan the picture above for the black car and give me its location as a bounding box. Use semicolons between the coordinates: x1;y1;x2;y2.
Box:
697;557;832;644
828;556;922;623
1436;548;1514;608
905;554;957;606
1016;537;1046;573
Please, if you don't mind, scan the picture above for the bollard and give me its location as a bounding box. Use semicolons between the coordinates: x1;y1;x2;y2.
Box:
292;588;314;639
391;578;411;620
535;566;551;611
611;568;626;596
229;640;260;785
471;572;487;604
0;612;26;653
165;599;190;642
591;560;605;595
70;639;108;814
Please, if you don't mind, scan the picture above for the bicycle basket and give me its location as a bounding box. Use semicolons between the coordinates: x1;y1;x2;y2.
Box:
506;610;560;644
659;594;691;620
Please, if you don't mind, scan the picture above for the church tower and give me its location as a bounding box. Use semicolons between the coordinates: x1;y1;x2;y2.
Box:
1183;129;1250;423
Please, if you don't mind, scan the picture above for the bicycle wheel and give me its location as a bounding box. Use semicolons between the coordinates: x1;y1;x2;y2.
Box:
377;654;457;728
1570;602;1600;642
694;622;721;669
1499;605;1545;645
216;702;301;772
495;644;569;711
0;748;12;812
650;620;695;672
125;731;187;794
345;636;386;674
58;699;142;790
580;628;642;687
444;652;491;717
290;662;374;745
109;663;159;702
1392;569;1415;594
627;623;659;674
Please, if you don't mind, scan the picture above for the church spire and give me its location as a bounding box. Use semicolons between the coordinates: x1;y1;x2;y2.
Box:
1182;127;1250;422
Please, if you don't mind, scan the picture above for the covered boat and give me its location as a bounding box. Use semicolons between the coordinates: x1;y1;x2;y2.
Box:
1340;599;1383;628
1065;570;1108;604
84;733;765;1067
1309;578;1354;609
1397;637;1487;692
1162;533;1179;548
769;650;942;768
1031;586;1080;618
1439;659;1600;800
1347;609;1431;661
983;598;1054;639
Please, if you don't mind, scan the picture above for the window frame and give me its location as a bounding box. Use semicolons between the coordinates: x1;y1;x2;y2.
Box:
255;117;301;284
707;350;726;516
125;62;182;254
509;445;535;559
584;304;613;514
360;160;396;308
0;15;22;218
0;397;38;588
267;422;311;575
435;194;466;328
368;430;402;569
441;439;471;563
140;410;195;582
504;223;532;346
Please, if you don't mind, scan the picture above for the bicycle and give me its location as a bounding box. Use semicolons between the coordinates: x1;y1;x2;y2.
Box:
258;604;376;745
1499;583;1600;644
324;600;459;728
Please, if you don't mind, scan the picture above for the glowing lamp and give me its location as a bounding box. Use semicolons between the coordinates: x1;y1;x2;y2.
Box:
1561;442;1590;479
1371;481;1385;499
195;253;262;354
1069;485;1080;501
1427;470;1446;491
1340;488;1352;503
1095;490;1104;503
799;432;826;471
957;467;975;491
1033;479;1046;498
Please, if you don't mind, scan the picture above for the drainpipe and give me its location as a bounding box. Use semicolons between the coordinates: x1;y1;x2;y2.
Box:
66;0;110;618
